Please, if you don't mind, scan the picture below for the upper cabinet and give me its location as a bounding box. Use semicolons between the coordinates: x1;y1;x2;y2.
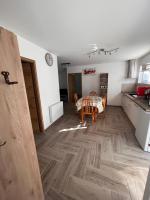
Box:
127;59;138;79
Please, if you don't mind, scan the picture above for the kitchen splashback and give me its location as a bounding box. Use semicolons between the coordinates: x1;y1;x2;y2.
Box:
121;83;136;93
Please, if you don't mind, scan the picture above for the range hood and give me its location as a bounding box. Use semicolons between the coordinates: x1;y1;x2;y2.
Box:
127;59;137;79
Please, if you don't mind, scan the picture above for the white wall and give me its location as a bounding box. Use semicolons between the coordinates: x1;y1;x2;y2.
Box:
18;36;60;129
68;62;128;106
138;53;150;66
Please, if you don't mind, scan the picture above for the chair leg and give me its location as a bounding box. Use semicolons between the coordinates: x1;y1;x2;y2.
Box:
92;113;95;124
81;112;84;124
94;113;96;122
95;108;98;119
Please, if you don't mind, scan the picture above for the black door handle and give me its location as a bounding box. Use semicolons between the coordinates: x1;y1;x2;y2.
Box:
1;71;18;85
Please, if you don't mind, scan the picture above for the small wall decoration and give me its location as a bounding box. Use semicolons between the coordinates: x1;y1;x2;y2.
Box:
83;68;96;75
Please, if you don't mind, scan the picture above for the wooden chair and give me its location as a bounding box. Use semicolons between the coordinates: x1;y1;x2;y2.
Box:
74;93;78;104
102;96;107;110
81;98;97;124
74;93;79;113
89;91;97;96
98;96;107;118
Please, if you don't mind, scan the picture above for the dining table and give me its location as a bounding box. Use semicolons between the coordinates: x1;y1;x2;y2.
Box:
76;96;104;113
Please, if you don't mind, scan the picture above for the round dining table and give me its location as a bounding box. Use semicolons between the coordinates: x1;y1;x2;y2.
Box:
76;96;104;113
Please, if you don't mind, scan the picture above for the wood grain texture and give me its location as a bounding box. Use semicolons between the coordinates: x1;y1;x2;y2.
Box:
21;56;44;133
0;27;44;200
35;104;150;200
22;61;40;133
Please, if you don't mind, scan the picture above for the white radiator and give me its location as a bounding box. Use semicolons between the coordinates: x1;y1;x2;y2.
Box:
49;101;63;123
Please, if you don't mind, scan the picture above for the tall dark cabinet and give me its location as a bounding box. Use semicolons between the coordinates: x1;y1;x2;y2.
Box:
100;73;108;101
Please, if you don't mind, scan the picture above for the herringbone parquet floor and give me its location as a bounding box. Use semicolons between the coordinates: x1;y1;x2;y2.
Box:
35;104;150;200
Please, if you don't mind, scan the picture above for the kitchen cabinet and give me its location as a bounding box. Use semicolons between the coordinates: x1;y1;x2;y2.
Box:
136;109;150;151
129;99;140;127
122;95;128;115
99;73;108;99
122;94;140;127
122;94;150;152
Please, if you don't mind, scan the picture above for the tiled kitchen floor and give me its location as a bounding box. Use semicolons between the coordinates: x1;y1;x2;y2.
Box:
35;105;150;200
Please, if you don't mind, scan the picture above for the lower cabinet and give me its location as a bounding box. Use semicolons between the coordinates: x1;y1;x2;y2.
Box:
122;94;140;127
122;94;150;152
135;109;150;151
129;99;140;127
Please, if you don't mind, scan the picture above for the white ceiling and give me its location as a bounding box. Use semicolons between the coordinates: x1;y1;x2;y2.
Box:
0;0;150;66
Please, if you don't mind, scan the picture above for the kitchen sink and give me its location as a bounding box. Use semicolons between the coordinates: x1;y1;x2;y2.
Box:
128;92;138;98
131;94;138;98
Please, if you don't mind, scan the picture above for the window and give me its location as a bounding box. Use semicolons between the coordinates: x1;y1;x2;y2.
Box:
138;65;150;84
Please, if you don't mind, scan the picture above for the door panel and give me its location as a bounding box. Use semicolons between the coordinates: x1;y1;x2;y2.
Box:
68;74;76;102
0;27;44;199
22;62;40;133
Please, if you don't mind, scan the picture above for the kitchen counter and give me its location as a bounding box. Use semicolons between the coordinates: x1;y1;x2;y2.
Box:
124;93;150;112
122;93;150;152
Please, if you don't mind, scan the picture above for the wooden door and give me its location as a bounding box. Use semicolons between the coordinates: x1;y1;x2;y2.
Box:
75;73;82;98
22;61;40;134
68;74;76;102
0;27;44;199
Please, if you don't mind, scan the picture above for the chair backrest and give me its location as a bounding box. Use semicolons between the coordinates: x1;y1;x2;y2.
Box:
81;98;95;113
74;93;78;104
102;96;107;110
89;91;97;96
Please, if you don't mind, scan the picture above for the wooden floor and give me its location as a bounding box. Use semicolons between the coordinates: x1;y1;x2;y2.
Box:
35;104;150;200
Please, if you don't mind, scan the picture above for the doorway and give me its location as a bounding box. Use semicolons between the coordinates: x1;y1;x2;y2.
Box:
68;73;82;103
21;57;44;133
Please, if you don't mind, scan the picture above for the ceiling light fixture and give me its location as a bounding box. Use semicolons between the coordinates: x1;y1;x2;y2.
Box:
87;44;119;59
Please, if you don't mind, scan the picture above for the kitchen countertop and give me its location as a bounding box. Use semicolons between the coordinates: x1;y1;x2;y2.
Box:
124;93;150;112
